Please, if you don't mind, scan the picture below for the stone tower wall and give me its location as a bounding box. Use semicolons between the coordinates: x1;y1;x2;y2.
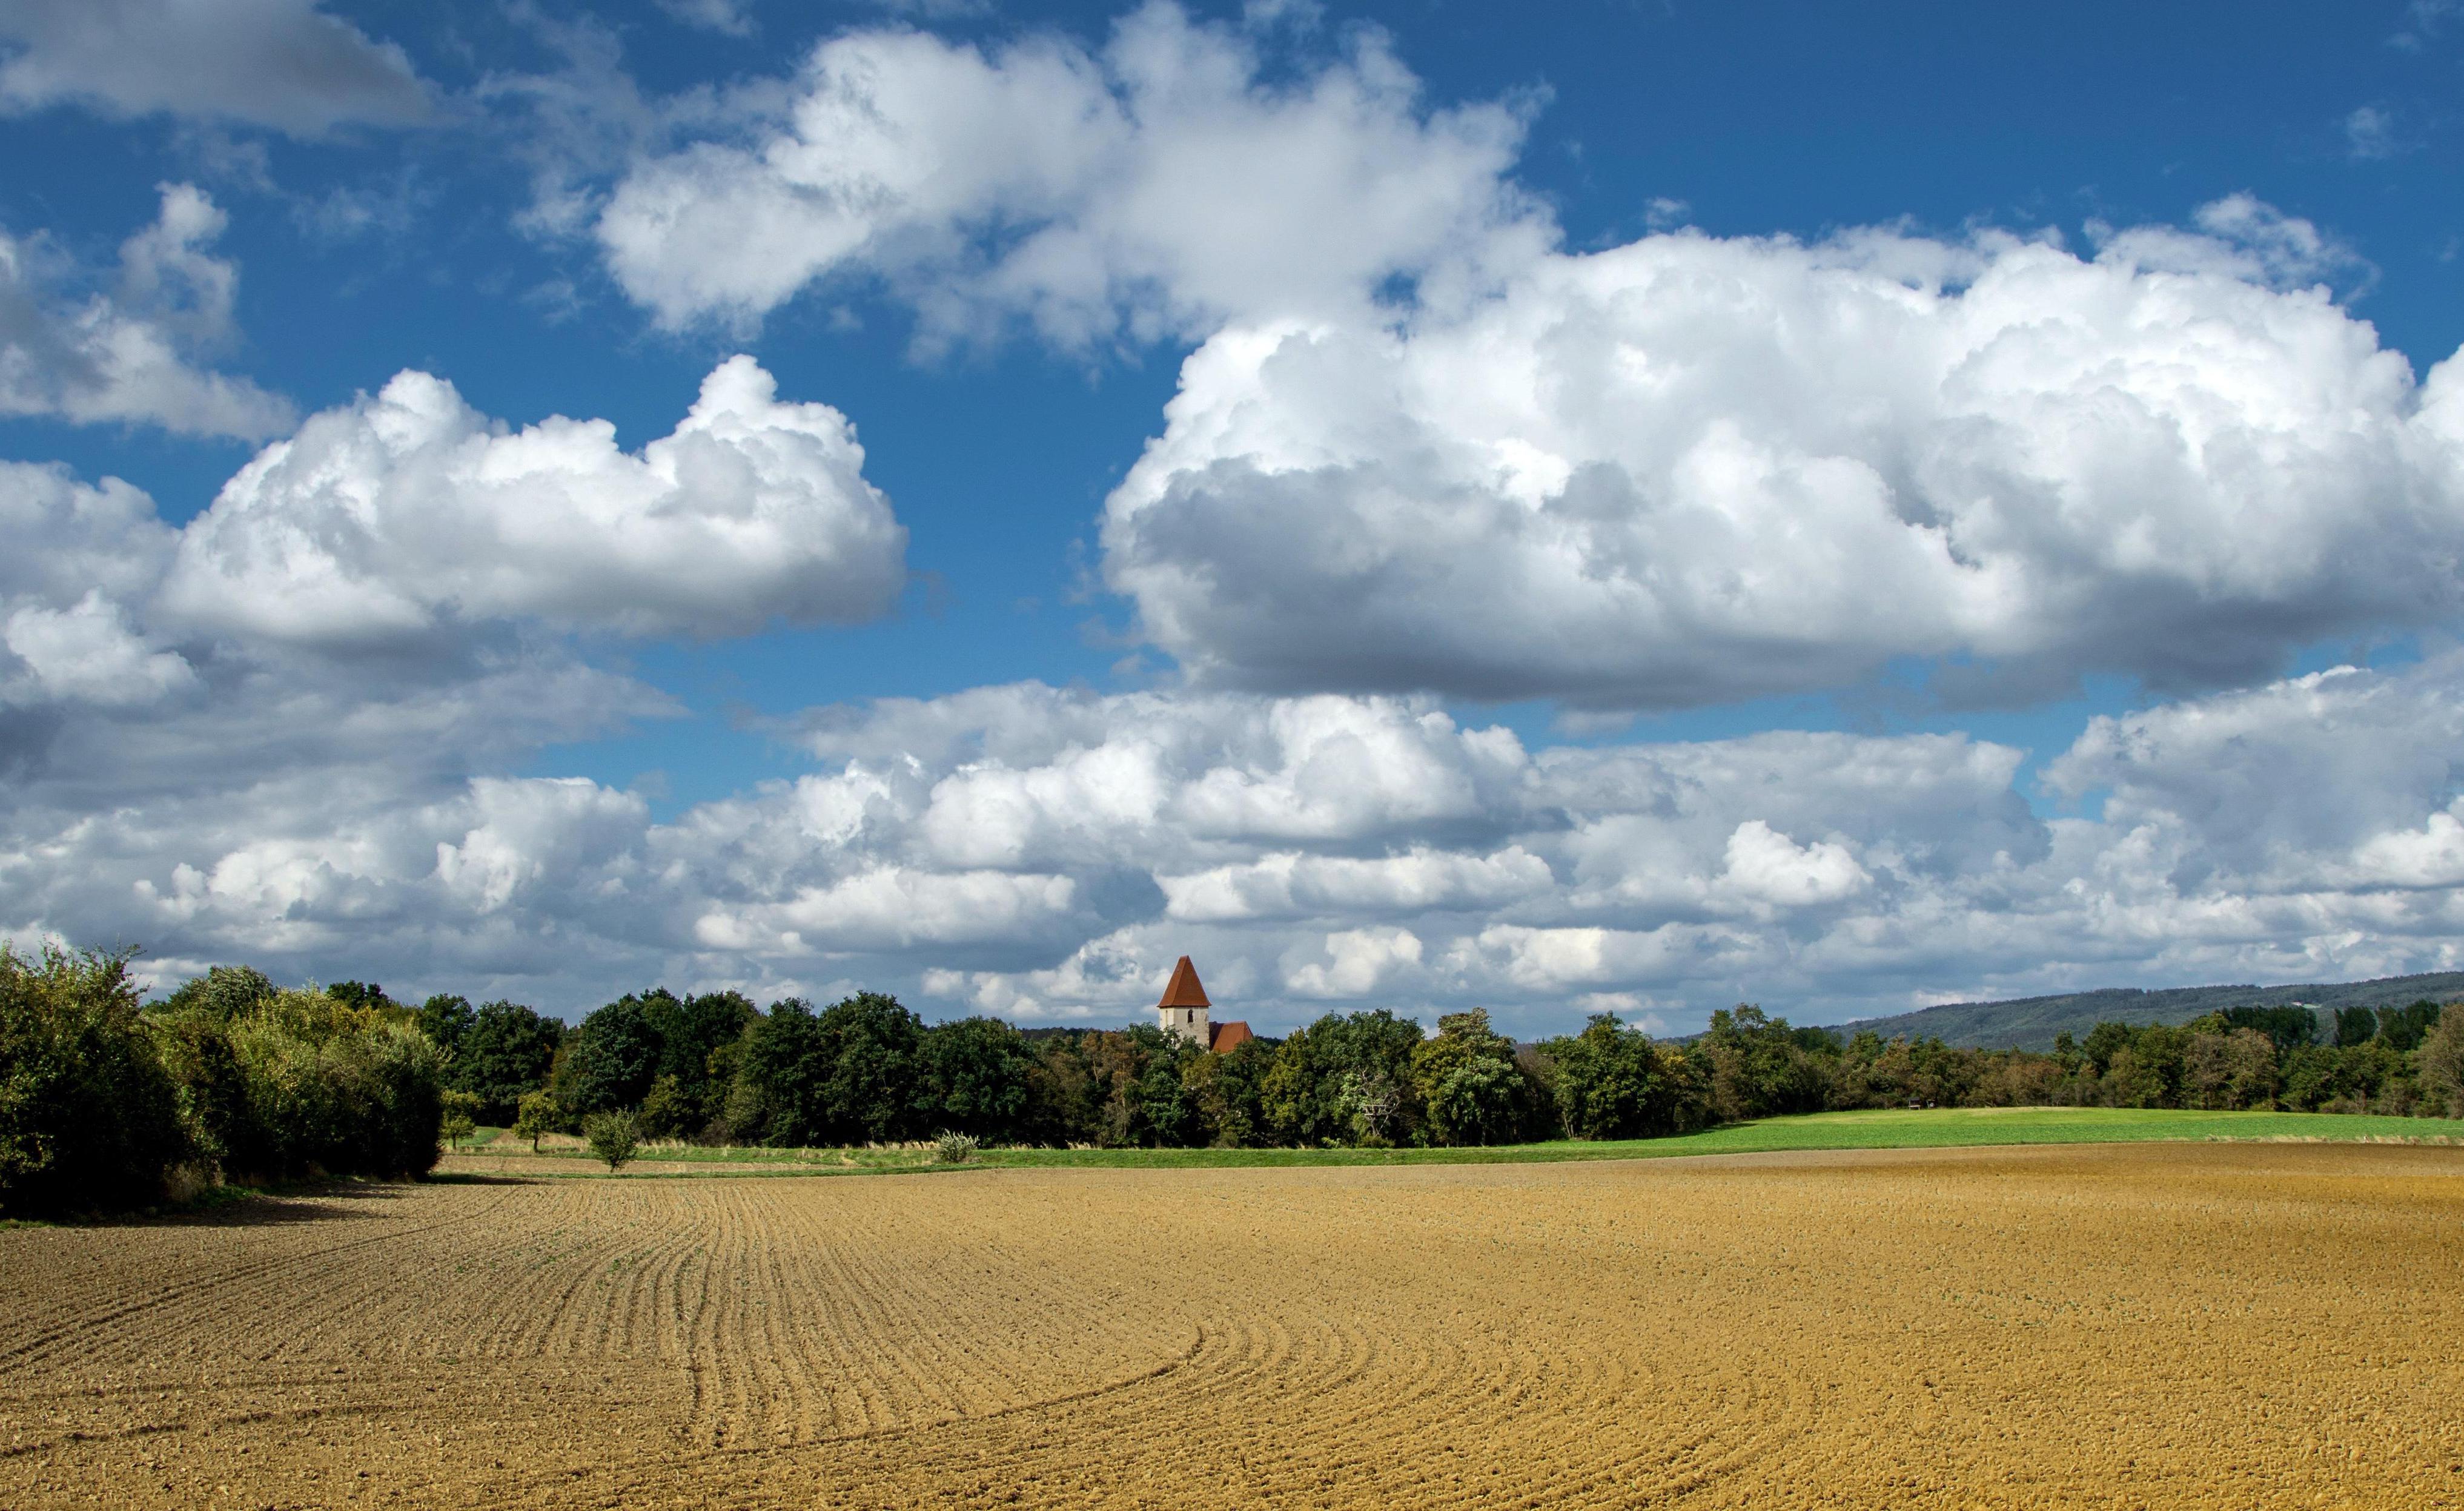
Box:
1160;1003;1209;1046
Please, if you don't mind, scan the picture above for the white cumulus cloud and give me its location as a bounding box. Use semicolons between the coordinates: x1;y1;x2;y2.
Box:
161;354;908;645
1104;207;2464;707
595;1;1544;343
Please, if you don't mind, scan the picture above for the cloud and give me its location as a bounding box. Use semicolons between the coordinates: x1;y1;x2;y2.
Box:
1719;821;1870;909
10;525;2464;1026
2344;105;2402;160
595;1;1546;343
0;0;431;135
1104;203;2464;708
160;355;908;646
657;0;757;38
0;184;294;438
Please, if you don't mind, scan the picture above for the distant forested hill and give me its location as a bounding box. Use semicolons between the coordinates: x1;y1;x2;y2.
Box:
1827;973;2464;1051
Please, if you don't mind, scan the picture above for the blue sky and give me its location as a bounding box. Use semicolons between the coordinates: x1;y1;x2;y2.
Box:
4;0;2464;1032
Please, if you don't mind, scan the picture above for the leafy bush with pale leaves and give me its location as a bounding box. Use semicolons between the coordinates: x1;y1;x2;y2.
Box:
584;1110;641;1171
0;945;190;1215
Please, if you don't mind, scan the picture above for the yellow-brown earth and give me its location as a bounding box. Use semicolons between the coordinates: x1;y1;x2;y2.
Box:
3;1143;2460;1509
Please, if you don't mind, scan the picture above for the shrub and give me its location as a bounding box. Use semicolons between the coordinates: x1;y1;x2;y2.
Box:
151;985;446;1182
584;1110;641;1171
933;1130;979;1164
0;945;190;1215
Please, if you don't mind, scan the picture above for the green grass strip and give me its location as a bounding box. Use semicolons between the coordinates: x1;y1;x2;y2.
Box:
448;1106;2458;1179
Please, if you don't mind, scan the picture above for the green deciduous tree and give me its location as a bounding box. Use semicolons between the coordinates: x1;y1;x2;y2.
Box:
1542;1013;1698;1139
915;1016;1036;1143
551;994;664;1117
1698;1005;1829;1120
414;994;474;1059
513;1089;557;1151
2417;1009;2464;1119
730;993;925;1146
1262;1010;1425;1146
450;1000;563;1123
1413;1010;1532;1147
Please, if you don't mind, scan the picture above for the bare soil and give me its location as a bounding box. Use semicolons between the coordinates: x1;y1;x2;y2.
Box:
2;1143;2459;1508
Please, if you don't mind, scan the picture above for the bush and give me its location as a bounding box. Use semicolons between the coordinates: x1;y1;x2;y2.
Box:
0;945;190;1215
151;984;446;1182
933;1130;979;1164
584;1110;641;1171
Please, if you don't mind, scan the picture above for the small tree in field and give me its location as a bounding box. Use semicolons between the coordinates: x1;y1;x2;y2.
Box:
513;1089;555;1152
438;1089;482;1152
583;1111;640;1171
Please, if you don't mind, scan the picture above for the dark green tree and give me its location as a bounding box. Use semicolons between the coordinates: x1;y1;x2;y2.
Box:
450;1000;564;1123
415;993;474;1058
1543;1013;1691;1139
2219;1006;2319;1056
1260;1009;1425;1146
915;1016;1036;1142
730;993;924;1146
1412;1010;1531;1146
642;988;757;1132
1184;1034;1277;1146
551;994;664;1117
1698;1005;1829;1120
2376;1000;2442;1053
328;980;400;1016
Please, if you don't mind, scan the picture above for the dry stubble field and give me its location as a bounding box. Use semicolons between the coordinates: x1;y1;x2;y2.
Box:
2;1143;2460;1510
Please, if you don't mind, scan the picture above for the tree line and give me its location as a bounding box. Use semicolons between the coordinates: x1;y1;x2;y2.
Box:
5;941;2460;1215
498;986;2464;1149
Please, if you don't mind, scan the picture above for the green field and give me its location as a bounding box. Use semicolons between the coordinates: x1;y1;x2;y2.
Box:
455;1106;2459;1177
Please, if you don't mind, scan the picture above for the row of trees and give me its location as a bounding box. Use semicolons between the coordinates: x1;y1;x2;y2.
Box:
534;991;2464;1151
9;941;2460;1213
1687;1002;2464;1122
1;951;446;1215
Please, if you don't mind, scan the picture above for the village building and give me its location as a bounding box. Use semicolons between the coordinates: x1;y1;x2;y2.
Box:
1156;955;1253;1052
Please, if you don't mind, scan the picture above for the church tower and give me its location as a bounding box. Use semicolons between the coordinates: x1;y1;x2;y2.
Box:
1157;956;1210;1046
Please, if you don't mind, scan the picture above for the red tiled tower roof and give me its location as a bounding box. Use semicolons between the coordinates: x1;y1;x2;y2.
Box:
1158;955;1210;1010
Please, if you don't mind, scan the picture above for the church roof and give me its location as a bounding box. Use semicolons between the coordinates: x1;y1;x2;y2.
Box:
1158;955;1210;1009
1208;1020;1253;1053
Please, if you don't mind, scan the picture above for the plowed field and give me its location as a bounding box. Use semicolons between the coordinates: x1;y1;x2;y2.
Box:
3;1143;2460;1509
